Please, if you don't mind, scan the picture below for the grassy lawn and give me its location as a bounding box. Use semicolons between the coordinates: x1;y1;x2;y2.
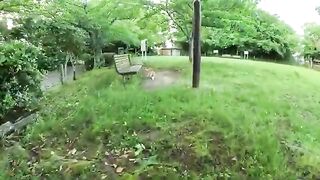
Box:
1;56;320;179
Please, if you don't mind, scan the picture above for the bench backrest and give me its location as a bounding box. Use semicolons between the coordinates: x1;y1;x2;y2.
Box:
114;54;131;71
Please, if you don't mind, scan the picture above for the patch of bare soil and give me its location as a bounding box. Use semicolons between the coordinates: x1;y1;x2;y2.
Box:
142;70;181;90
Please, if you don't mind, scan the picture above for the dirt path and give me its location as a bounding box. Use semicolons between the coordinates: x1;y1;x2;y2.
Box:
143;70;181;90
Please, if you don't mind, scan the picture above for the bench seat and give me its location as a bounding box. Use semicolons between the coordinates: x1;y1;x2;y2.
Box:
117;65;142;74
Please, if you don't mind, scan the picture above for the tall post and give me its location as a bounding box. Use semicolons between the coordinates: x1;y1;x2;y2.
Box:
192;0;201;88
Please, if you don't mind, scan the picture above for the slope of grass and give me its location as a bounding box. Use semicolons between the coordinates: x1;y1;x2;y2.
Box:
1;56;320;179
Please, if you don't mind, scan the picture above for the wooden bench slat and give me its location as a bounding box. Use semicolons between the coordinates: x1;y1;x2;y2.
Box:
114;54;141;76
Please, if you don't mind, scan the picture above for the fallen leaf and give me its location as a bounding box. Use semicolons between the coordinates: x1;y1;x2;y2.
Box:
120;154;129;159
134;144;145;156
132;131;137;136
231;157;237;161
104;162;109;166
112;164;117;168
125;150;133;154
129;158;136;162
116;167;124;173
64;167;71;173
101;174;108;179
70;148;77;155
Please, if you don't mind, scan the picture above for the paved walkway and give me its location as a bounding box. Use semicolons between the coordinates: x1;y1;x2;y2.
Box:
42;66;181;91
41;65;85;91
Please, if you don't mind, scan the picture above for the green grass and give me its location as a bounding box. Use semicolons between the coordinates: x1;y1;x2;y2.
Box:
1;56;320;179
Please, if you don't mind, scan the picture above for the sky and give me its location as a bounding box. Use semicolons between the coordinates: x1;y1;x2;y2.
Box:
258;0;320;35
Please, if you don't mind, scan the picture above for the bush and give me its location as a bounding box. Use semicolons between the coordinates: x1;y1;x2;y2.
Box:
82;53;114;69
0;40;43;119
102;52;115;67
37;55;61;72
81;53;94;71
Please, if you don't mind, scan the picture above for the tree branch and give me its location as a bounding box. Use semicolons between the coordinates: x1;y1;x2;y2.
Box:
163;1;189;39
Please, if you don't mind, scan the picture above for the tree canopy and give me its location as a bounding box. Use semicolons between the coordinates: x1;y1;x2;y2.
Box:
1;0;299;62
152;0;298;60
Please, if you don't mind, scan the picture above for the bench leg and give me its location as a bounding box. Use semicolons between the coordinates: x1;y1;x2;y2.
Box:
122;75;130;84
121;76;126;88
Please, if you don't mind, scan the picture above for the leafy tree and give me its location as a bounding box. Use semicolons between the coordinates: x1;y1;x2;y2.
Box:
149;0;193;61
303;23;320;61
153;0;297;61
205;0;297;60
39;0;159;66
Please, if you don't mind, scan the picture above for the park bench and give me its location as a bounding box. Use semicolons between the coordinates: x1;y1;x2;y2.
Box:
114;54;142;81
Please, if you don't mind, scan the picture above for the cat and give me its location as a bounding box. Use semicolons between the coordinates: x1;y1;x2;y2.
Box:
144;68;156;80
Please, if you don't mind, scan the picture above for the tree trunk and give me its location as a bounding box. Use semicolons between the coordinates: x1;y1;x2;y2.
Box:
60;64;64;85
188;36;193;63
70;55;76;81
71;61;76;80
94;52;98;68
64;53;69;78
89;30;98;68
99;48;102;68
94;48;102;68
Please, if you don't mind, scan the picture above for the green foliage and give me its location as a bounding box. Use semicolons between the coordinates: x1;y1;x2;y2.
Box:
0;40;42;118
204;0;298;60
156;0;298;60
1;0;165;69
82;53;94;70
2;0;298;63
303;23;320;60
137;11;169;46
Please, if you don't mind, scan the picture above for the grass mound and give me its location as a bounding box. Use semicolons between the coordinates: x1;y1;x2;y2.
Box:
1;57;320;179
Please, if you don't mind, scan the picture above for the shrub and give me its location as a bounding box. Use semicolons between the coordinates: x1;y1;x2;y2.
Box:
102;52;115;67
0;40;43;119
81;53;94;71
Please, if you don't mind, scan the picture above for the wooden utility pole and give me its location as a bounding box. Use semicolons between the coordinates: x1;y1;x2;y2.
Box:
192;0;201;88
